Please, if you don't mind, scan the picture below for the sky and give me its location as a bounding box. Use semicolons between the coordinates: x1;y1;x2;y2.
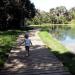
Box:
30;0;75;12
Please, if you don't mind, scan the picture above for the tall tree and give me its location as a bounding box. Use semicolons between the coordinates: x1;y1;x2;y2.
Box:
0;0;36;29
69;7;75;19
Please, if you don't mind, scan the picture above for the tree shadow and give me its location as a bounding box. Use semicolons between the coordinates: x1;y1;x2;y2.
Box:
0;30;20;35
49;49;75;75
0;45;71;75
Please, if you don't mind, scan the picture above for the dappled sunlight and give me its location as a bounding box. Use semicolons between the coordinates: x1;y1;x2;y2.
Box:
11;50;21;53
32;62;63;71
9;63;27;72
18;35;24;38
19;46;25;50
0;30;71;75
5;55;28;73
33;63;53;70
3;44;67;75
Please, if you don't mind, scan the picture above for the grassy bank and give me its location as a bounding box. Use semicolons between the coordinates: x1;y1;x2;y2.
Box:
39;31;68;53
38;31;75;75
0;30;20;67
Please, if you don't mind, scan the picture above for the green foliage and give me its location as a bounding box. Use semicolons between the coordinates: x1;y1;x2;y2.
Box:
0;59;4;68
0;30;19;67
69;20;75;28
0;0;36;30
70;7;75;19
70;19;75;24
28;6;75;25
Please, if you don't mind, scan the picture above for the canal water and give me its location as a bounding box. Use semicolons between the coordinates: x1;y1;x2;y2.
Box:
50;25;75;54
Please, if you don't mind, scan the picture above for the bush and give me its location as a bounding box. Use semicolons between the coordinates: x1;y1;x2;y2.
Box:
0;59;4;68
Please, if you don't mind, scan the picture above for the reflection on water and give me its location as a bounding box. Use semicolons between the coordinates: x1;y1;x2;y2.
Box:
61;36;75;44
49;25;75;53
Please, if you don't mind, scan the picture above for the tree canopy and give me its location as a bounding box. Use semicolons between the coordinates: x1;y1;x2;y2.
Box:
28;6;75;25
0;0;36;30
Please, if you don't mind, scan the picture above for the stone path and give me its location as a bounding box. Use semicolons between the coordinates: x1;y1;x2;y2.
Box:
0;29;71;75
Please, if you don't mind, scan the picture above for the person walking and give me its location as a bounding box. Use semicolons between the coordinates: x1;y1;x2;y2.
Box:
24;35;32;56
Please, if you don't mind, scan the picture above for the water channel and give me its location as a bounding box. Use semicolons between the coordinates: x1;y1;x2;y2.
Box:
50;25;75;54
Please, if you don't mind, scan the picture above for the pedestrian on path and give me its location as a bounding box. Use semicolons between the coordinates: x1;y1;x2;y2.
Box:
24;35;32;56
19;32;32;56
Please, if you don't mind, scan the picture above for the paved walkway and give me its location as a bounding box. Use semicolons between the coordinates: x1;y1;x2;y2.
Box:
0;29;71;75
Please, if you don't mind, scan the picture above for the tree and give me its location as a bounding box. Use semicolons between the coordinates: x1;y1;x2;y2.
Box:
0;0;36;30
49;8;57;24
29;10;51;25
0;0;7;30
56;6;67;16
69;7;75;19
49;6;71;24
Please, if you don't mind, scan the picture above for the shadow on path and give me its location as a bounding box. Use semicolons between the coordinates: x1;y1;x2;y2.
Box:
0;45;71;75
0;30;71;75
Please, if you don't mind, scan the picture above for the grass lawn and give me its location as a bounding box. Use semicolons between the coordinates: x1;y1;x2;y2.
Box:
0;30;20;67
38;31;75;75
